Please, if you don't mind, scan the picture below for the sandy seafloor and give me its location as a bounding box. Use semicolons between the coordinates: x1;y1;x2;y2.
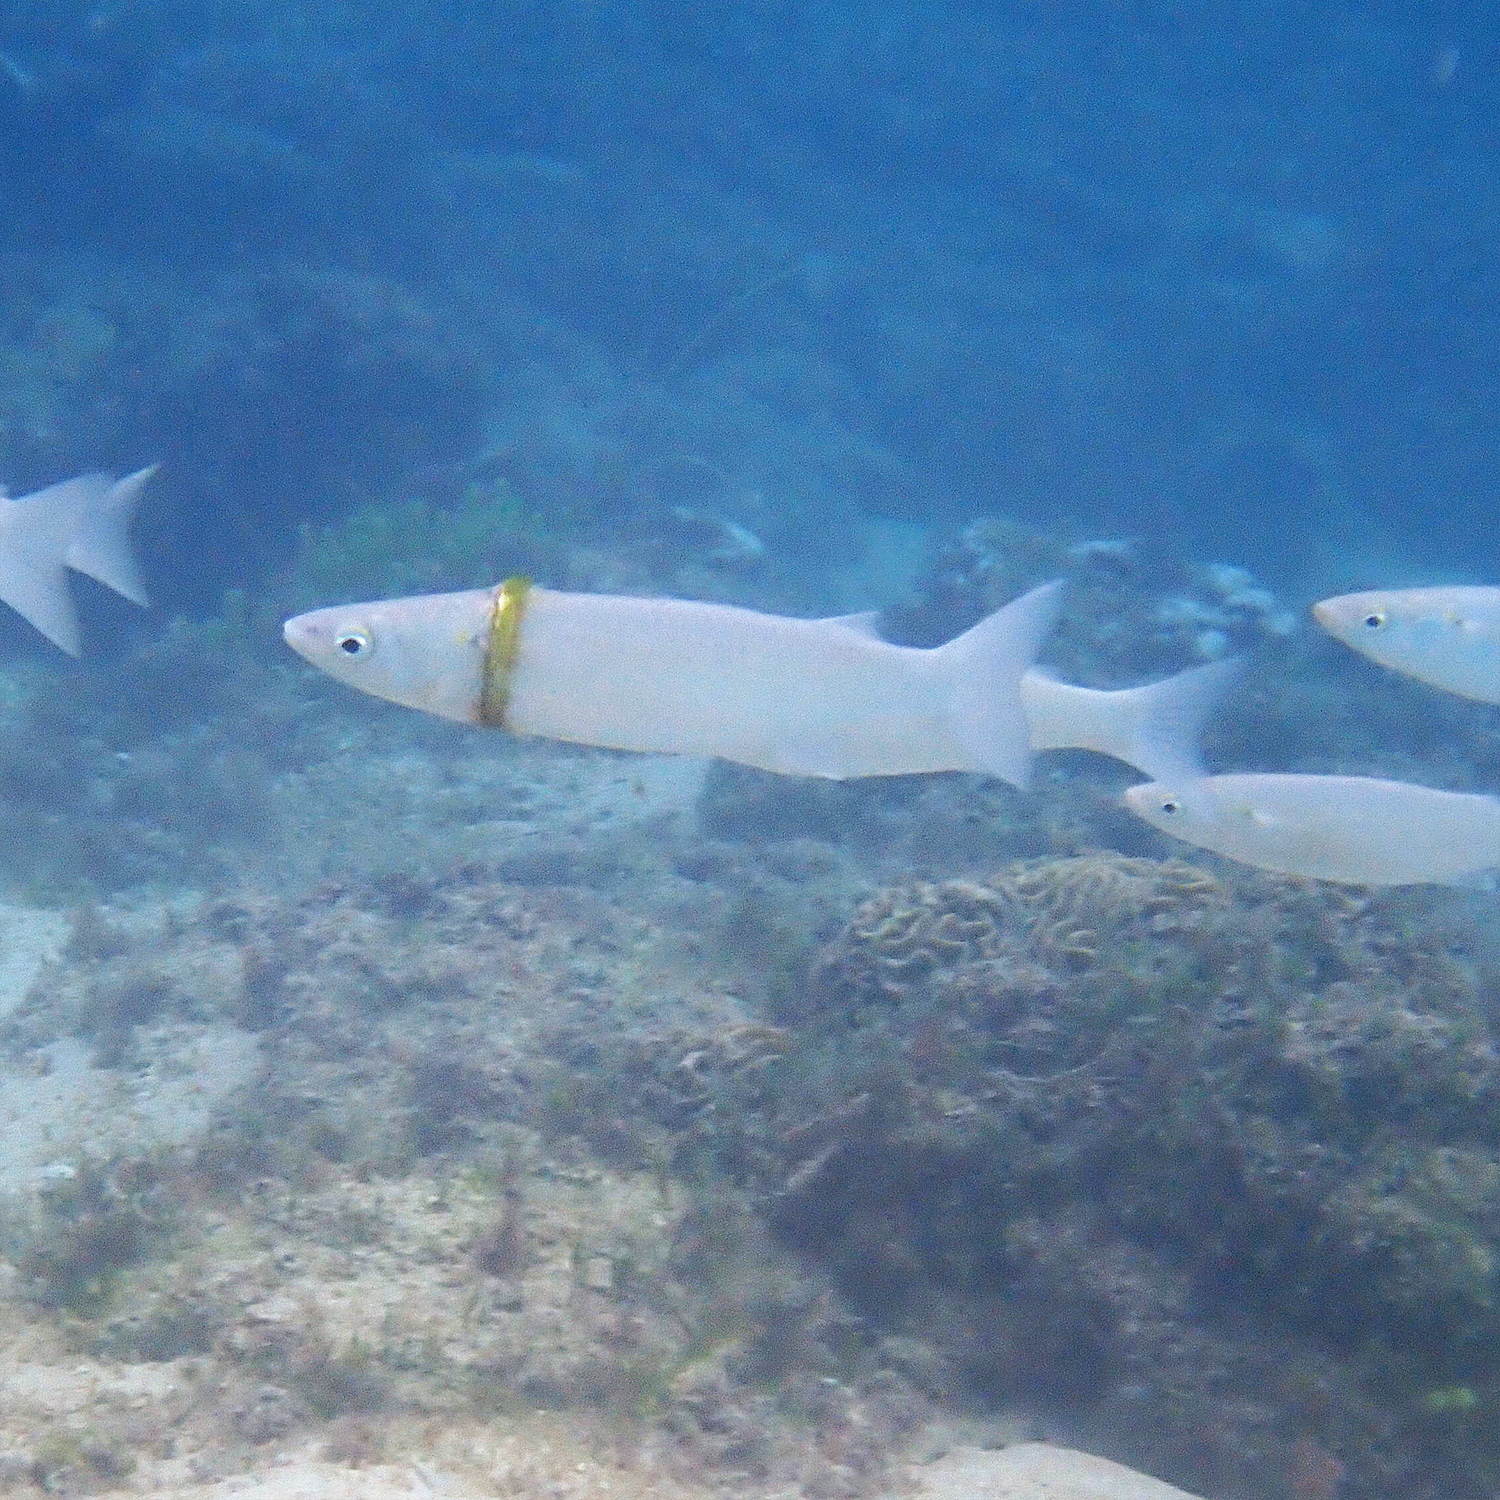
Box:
0;714;1231;1500
0;744;719;1494
0;740;816;1496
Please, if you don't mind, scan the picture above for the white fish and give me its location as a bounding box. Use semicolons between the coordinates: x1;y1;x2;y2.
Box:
1124;772;1500;886
1313;585;1500;704
1022;655;1244;786
0;468;155;655
284;579;1234;785
67;466;155;609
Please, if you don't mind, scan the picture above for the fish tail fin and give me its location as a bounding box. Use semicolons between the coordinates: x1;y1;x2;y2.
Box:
944;579;1066;788
1027;655;1245;783
0;474;113;655
66;464;155;606
1114;655;1246;782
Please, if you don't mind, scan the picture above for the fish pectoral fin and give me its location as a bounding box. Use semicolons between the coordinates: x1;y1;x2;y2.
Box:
1240;802;1278;829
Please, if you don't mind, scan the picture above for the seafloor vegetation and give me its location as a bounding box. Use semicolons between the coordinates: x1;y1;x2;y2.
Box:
6;789;1500;1498
1;487;1500;1499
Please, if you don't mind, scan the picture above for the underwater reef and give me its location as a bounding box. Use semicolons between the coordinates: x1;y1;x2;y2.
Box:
2;819;1499;1497
2;0;1499;616
0;500;1497;1497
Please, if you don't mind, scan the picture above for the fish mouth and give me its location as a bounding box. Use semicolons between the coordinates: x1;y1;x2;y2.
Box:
282;612;319;659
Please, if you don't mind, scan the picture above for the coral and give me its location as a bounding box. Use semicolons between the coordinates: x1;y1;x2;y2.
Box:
815;876;1017;1011
996;853;1226;962
666;1022;790;1117
802;852;1227;1025
284;476;545;612
891;516;1295;681
638;854;1500;1495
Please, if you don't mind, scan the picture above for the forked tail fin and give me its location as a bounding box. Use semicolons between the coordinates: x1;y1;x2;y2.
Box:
1022;655;1247;782
0;474;112;655
67;464;155;607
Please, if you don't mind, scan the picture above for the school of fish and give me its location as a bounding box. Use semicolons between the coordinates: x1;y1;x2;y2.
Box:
279;564;1500;889
4;464;1497;889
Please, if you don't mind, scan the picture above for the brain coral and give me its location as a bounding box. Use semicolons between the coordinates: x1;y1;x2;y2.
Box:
805;853;1227;1021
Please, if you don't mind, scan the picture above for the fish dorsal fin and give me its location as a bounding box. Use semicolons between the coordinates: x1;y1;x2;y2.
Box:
818;609;882;638
945;579;1067;789
0;475;109;655
67;464;155;606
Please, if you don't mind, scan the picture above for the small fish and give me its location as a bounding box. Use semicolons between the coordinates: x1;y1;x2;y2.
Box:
1124;772;1500;886
0;468;155;655
1314;585;1500;704
284;579;1235;786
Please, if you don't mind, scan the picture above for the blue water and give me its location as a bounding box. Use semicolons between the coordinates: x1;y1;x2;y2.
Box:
0;0;1494;608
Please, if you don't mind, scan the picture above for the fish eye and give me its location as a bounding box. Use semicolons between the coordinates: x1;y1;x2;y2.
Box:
1159;798;1180;815
1362;611;1385;630
336;630;372;657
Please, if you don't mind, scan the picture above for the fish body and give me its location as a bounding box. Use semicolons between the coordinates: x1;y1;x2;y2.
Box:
1313;585;1500;704
1124;771;1500;886
0;468;154;654
506;585;1060;780
286;579;1062;785
284;578;1236;785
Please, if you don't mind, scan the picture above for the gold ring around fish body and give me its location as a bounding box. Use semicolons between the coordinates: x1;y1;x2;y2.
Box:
479;575;532;728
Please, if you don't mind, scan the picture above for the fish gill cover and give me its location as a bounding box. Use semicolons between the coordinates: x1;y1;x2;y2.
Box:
0;1;1495;1497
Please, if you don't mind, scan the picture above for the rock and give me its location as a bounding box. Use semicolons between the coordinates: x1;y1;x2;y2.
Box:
907;1443;1208;1500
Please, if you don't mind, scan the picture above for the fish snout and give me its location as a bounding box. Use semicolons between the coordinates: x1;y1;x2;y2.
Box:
282;610;326;662
1312;593;1383;636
